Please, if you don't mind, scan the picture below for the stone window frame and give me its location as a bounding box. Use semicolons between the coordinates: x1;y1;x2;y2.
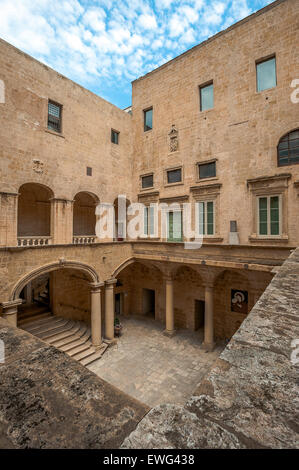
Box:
164;165;184;187
199;80;214;112
137;191;160;240
256;194;282;237
247;174;291;242
111;129;120;145
140;172;154;191
196;199;215;236
196;158;218;182
47;99;63;134
255;53;277;93
190;183;222;242
143;106;153;132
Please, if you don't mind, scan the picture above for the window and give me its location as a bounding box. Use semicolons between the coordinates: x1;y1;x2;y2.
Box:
277;130;299;166
141;174;153;189
200;82;213;111
86;167;92;176
198;161;216;179
256;56;276;92
258;195;280;236
111;129;119;144
144;108;153;131
197;201;214;235
144;206;155;236
167;168;182;184
167;211;182;242
48;100;62;133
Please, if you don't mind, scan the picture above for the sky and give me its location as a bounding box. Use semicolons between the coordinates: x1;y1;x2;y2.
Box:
0;0;274;109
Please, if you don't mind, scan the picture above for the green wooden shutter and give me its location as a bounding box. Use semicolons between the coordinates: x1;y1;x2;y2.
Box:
259;197;268;235
270;196;279;235
207;201;214;235
144;207;148;236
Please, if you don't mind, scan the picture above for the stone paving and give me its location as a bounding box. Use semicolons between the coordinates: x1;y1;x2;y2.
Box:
88;316;224;407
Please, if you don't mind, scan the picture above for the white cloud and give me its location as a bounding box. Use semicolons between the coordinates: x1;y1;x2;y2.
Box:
138;13;158;30
0;0;262;106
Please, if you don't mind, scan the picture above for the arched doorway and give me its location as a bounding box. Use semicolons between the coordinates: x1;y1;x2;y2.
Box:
18;183;53;245
7;261;104;359
113;260;164;321
73;192;98;243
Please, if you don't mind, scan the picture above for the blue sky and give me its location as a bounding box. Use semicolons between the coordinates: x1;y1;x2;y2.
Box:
0;0;274;108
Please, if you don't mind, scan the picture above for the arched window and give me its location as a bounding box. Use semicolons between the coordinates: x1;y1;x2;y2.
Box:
277;130;299;166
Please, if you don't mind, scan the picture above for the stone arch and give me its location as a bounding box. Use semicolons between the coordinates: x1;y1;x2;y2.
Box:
73;191;99;236
10;259;99;301
18;182;54;238
112;257;136;278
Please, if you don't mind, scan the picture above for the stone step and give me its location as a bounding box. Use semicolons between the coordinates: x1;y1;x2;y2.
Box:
18;312;52;326
35;320;74;340
21;314;56;330
66;342;91;357
59;333;91;352
80;344;108;366
46;323;85;344
19;314;108;367
24;317;67;334
71;347;97;361
39;321;76;341
52;328;89;349
18;305;49;320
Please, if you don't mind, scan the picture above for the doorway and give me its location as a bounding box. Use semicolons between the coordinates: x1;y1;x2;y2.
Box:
142;288;155;317
194;299;205;330
115;293;124;317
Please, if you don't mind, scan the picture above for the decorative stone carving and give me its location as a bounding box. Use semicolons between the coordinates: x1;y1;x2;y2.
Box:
168;125;178;152
32;159;44;174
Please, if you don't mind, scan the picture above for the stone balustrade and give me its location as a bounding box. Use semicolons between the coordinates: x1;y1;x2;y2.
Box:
72;236;96;244
17;237;52;247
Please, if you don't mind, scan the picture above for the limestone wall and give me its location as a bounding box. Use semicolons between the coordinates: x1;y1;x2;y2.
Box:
0;38;133;205
131;0;299;247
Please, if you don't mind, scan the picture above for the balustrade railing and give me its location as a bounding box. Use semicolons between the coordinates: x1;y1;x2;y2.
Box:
73;236;96;244
17;237;52;247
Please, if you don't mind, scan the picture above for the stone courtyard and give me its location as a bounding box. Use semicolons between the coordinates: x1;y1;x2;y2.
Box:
88;316;224;407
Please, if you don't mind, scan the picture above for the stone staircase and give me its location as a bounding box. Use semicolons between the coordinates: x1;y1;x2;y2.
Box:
18;309;108;366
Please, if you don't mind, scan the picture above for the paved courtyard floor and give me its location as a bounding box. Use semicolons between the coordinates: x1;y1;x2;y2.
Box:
88;316;224;407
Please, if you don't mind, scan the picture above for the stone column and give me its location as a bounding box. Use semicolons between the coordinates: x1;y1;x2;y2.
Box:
90;282;104;347
105;278;117;341
201;284;215;351
163;275;176;337
0;192;18;247
50;198;73;244
1;299;23;327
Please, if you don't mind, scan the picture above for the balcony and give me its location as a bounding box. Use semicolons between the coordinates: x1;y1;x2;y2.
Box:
72;236;96;244
18;237;52;247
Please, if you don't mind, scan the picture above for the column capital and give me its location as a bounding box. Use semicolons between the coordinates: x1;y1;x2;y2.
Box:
163;273;173;282
90;281;104;292
0;191;19;198
1;298;23;312
50;197;74;204
105;278;117;288
204;282;214;289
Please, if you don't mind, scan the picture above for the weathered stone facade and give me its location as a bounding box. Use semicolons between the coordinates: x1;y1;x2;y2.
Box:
122;247;299;449
0;0;298;380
